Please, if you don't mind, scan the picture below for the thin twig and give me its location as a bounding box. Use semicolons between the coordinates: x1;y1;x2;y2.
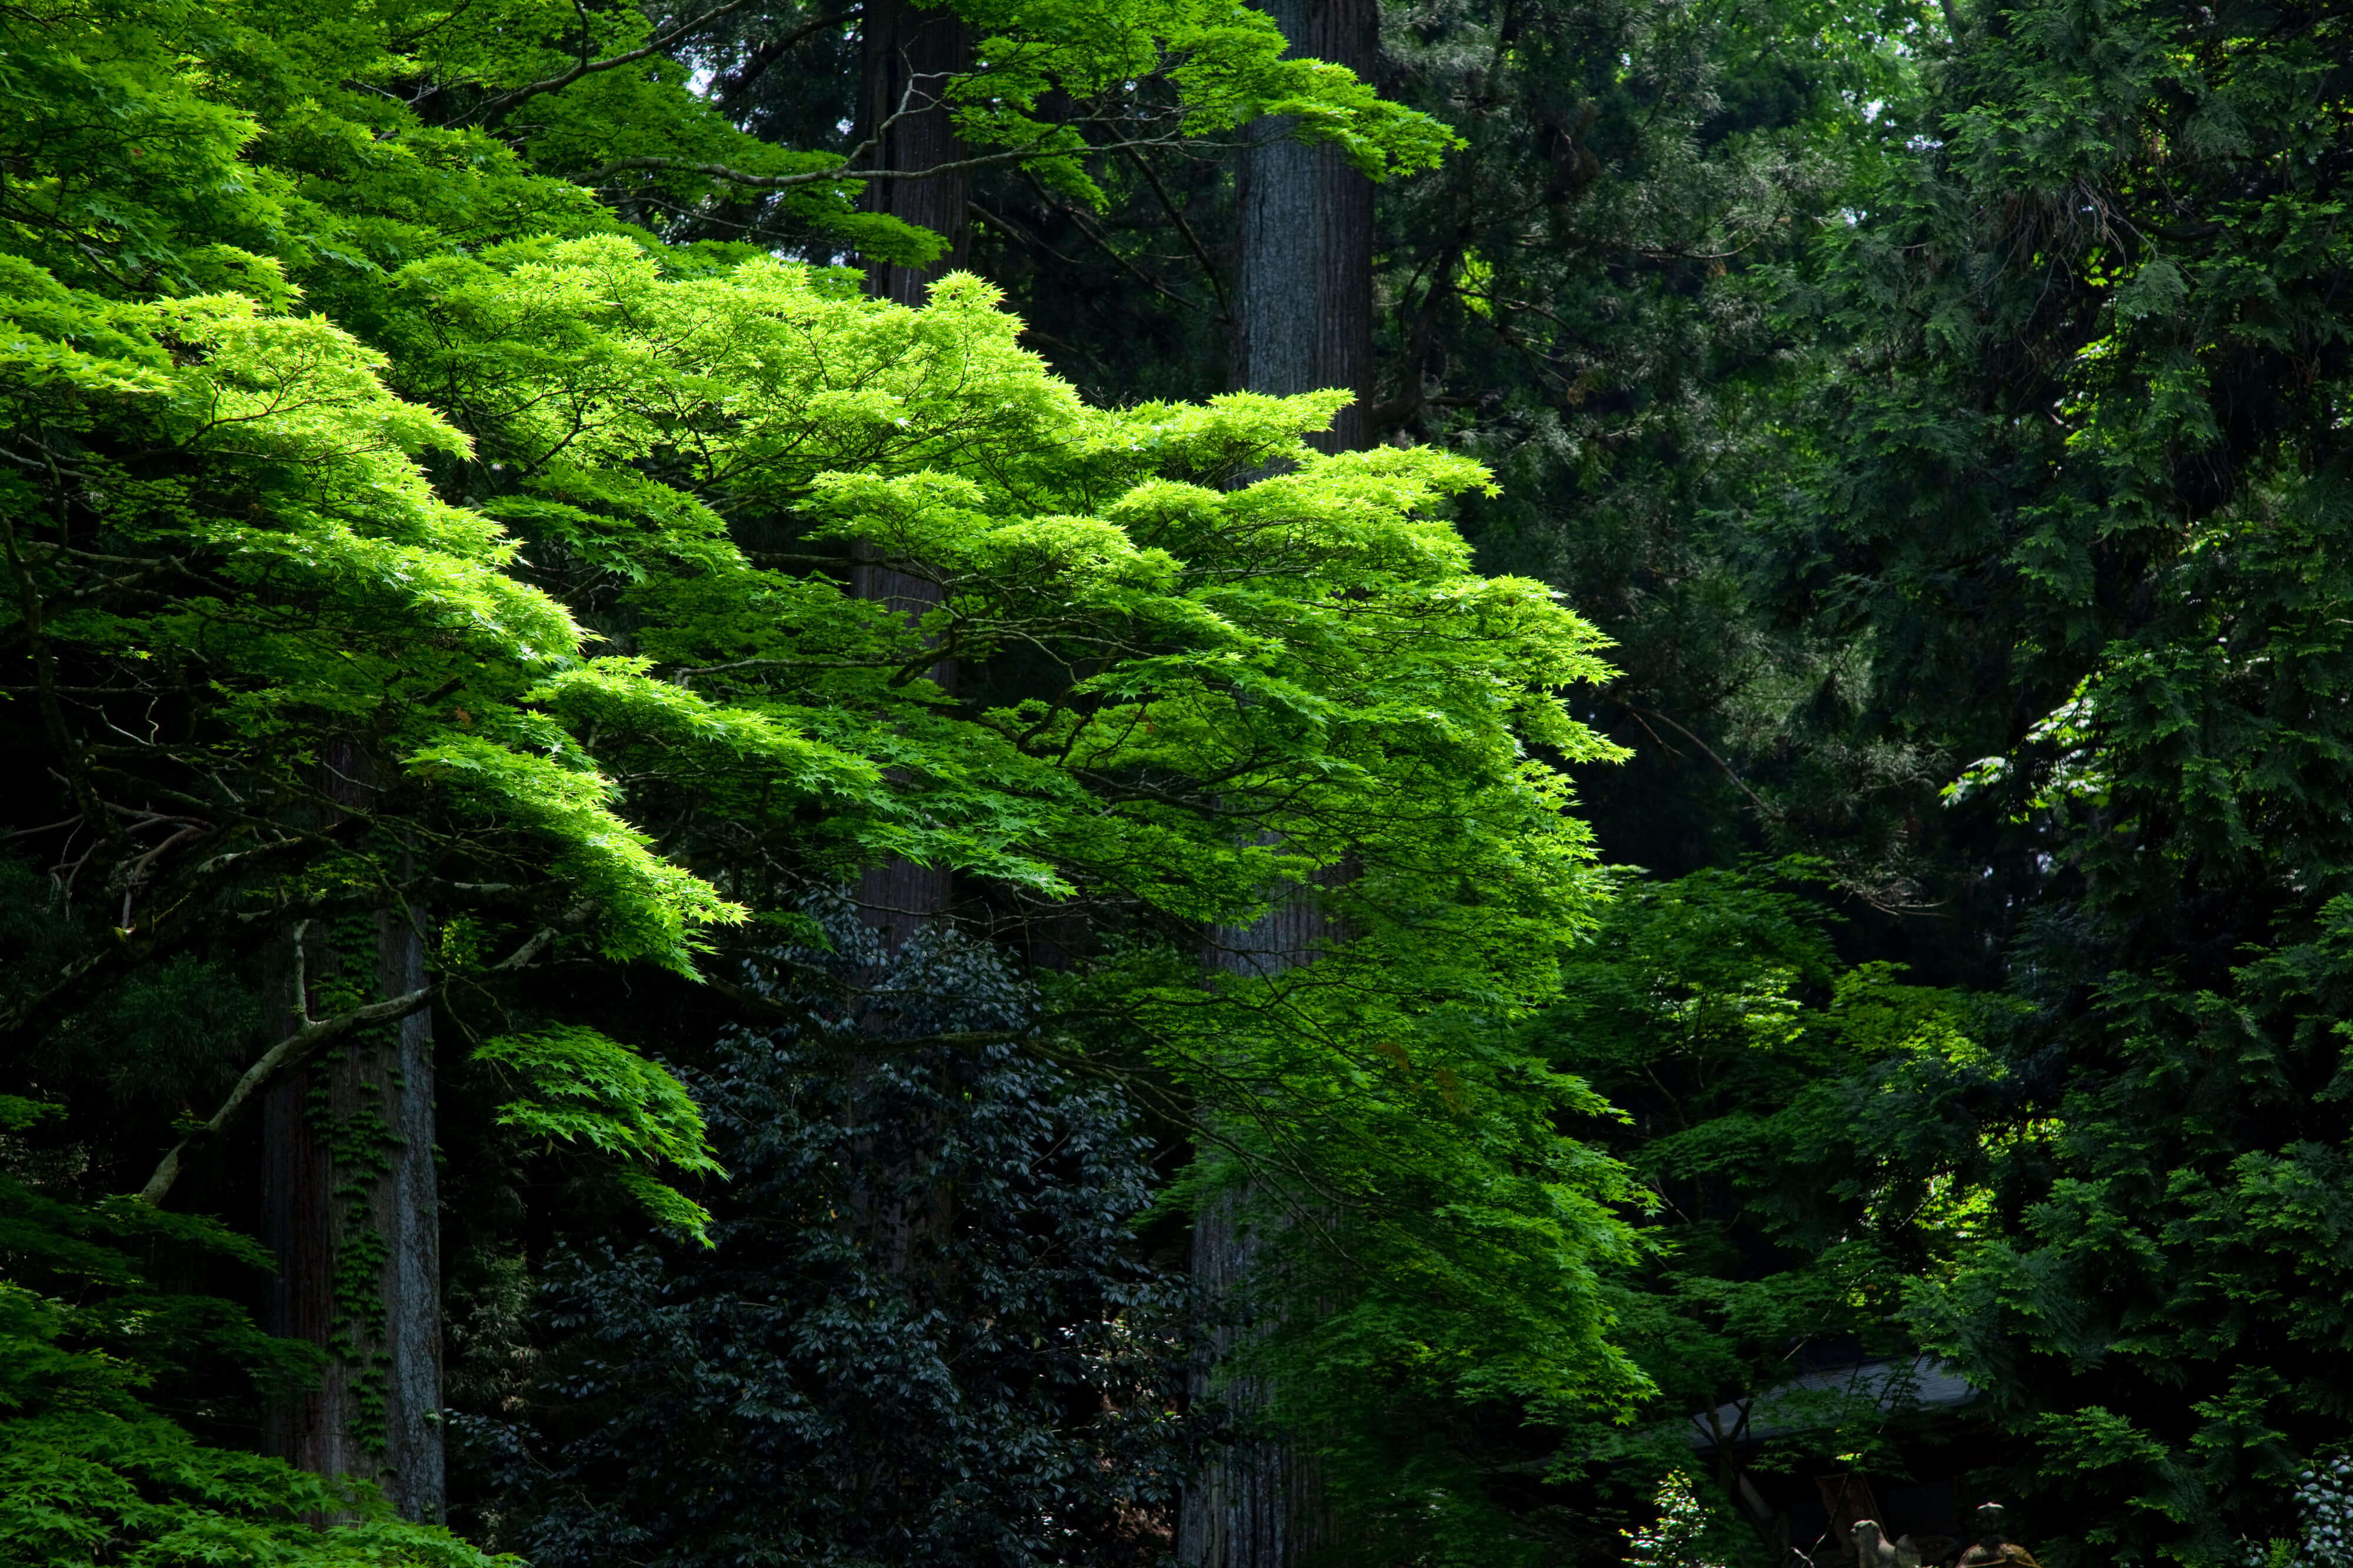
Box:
1623;700;1774;820
1121;146;1231;319
594;124;1238;192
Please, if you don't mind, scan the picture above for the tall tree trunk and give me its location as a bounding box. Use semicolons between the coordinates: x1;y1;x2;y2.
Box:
372;902;444;1523
1183;8;1378;1563
1181;1192;1311;1568
844;1;962;1291
1182;899;1336;1568
259;918;445;1520
1233;0;1378;453
261;754;444;1522
855;0;966;937
860;0;973;307
852;541;955;948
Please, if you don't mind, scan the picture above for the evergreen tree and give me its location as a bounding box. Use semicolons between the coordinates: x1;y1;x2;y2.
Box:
1757;0;2353;1557
466;909;1192;1568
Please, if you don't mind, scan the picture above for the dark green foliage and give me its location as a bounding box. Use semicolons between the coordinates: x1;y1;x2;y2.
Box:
1747;0;2353;1560
1364;0;1928;879
462;910;1192;1567
1;0;1637;1556
15;0;2353;1563
0;1097;508;1566
1524;870;2002;1549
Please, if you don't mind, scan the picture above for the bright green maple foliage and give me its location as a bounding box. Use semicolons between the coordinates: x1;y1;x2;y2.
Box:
0;0;1638;1554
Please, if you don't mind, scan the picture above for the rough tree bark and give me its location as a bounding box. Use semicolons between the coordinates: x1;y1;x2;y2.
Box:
844;4;964;1306
1232;0;1378;455
259;915;444;1520
860;0;973;308
851;543;955;948
1182;5;1378;1563
260;755;444;1522
372;905;444;1522
854;0;966;939
1182;896;1337;1568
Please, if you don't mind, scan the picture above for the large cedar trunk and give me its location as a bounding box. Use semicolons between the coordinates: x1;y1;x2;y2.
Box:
860;0;974;307
1182;899;1338;1568
1182;6;1378;1563
372;908;445;1522
1233;0;1378;453
1180;1190;1318;1568
852;542;955;946
261;755;444;1521
841;0;960;1308
260;914;444;1520
854;0;964;933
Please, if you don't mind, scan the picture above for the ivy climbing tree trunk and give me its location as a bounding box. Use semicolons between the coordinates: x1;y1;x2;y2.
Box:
260;754;444;1522
859;0;973;308
259;913;445;1521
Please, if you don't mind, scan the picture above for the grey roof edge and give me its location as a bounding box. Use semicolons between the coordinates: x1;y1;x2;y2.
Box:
1686;1355;1982;1450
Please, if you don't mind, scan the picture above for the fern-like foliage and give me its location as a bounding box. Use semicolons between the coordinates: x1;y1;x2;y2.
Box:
0;1100;514;1567
473;1027;725;1243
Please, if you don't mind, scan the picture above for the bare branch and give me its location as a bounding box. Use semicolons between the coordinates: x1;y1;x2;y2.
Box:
594;145;1045;190
138;984;432;1205
1121;146;1231;319
591;121;1224;194
604;55;951;196
1006;175;1214;318
1621;700;1775;821
0;459;112;848
0;828;322;1053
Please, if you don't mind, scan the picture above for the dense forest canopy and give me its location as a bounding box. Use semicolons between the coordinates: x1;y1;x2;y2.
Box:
1;0;2349;1566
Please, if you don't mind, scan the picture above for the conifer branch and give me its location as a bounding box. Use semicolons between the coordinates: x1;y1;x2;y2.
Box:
710;8;861;111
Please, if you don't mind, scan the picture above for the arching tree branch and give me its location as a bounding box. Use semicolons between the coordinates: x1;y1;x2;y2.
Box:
136;919;568;1206
469;0;759;125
